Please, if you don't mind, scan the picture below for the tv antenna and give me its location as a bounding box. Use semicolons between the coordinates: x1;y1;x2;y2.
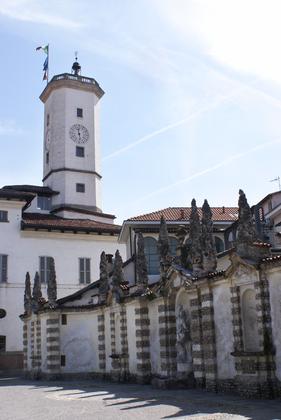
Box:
269;176;281;191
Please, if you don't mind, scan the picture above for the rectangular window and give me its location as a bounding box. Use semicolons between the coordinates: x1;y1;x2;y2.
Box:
39;256;52;283
0;336;6;352
77;108;83;118
79;258;90;284
0;255;8;283
46;152;49;164
76;146;84;157
61;314;67;325
46;114;50;126
37;196;51;210
61;355;66;366
0;211;8;222
76;183;85;193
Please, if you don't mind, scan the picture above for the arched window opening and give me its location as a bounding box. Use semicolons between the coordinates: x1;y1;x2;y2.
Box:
241;289;260;352
143;237;160;275
215;236;225;253
169;236;179;256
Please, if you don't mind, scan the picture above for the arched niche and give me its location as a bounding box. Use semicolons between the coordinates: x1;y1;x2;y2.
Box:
175;290;193;376
241;289;260;352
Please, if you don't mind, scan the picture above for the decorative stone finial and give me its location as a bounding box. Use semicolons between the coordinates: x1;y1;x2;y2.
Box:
47;258;57;307
32;272;42;313
157;215;171;278
99;251;109;303
111;250;124;302
136;232;149;291
237;189;257;245
24;272;32;315
201;199;217;272
189;199;203;273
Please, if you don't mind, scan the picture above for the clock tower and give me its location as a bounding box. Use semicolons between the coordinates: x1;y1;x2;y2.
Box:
40;60;105;219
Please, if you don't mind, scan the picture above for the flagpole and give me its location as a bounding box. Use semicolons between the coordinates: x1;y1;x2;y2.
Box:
47;44;49;83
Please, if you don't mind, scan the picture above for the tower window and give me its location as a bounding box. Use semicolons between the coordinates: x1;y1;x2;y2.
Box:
76;183;85;193
46;152;49;164
77;108;83;118
47;114;50;126
76;146;84;157
61;355;66;366
0;211;8;222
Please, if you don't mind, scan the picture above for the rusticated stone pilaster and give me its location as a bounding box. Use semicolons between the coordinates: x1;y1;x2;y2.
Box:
135;303;151;382
23;323;28;372
46;316;60;375
97;313;106;372
158;301;176;378
190;291;204;387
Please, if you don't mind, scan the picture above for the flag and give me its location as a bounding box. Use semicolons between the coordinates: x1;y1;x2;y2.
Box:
36;45;49;54
36;44;49;81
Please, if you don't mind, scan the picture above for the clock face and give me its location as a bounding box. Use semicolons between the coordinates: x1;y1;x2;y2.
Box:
69;124;89;144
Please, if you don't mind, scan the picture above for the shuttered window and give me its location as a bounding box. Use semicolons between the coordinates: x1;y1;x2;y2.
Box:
79;258;91;284
0;255;8;282
39;256;52;283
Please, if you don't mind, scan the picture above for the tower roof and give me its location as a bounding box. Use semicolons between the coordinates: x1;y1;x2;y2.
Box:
40;73;104;103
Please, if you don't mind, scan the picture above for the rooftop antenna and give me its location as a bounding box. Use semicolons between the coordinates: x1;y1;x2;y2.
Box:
269;176;281;191
72;50;81;76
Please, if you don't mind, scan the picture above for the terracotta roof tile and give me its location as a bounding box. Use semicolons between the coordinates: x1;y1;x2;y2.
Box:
128;207;238;222
22;213;121;234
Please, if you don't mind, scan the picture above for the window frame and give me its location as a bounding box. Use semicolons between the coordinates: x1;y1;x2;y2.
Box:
39;256;53;283
0;255;8;283
76;183;85;193
37;195;51;211
76;146;85;157
0;211;8;223
79;257;91;284
0;335;6;352
77;108;83;118
143;236;160;275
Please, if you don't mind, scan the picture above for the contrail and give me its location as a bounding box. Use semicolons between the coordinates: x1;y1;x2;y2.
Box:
135;137;281;203
102;86;253;162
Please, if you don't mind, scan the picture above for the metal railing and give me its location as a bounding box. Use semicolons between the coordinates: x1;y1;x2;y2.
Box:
51;73;100;87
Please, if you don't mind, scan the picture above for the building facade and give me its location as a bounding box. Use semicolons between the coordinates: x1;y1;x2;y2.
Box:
0;63;126;368
22;191;281;398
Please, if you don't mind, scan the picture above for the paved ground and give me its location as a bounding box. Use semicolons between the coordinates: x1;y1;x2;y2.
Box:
0;376;281;420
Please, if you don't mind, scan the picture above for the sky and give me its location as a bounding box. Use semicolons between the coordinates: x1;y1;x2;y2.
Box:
1;0;281;223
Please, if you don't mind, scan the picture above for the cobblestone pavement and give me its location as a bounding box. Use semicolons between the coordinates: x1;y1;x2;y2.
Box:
0;376;281;420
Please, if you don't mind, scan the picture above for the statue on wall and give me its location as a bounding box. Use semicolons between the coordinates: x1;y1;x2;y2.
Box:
176;304;191;364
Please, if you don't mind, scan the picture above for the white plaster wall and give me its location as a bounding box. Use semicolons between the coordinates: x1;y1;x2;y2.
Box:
126;302;137;374
60;312;99;373
148;299;161;374
213;282;236;379
268;269;281;381
55;209;115;224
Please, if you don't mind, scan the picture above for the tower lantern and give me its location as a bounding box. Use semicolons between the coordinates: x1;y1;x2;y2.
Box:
71;51;81;76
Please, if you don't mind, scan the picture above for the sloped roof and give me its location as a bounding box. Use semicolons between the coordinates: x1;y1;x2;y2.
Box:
21;213;121;234
128;207;238;222
3;184;58;195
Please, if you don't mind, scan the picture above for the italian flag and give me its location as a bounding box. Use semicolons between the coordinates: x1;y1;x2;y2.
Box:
36;45;49;54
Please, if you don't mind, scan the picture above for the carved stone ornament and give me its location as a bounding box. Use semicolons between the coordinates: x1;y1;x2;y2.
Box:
99;251;109;303
47;258;57;307
24;272;32;315
136;232;149;291
201;199;217;273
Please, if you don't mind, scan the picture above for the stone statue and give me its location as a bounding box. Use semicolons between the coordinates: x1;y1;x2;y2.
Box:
24;272;32;315
201;199;217;272
176;305;191;364
47;258;57;307
237;189;258;245
32;272;42;313
136;233;148;291
111;250;124;303
99;251;109;303
157;216;171;278
189;199;203;273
